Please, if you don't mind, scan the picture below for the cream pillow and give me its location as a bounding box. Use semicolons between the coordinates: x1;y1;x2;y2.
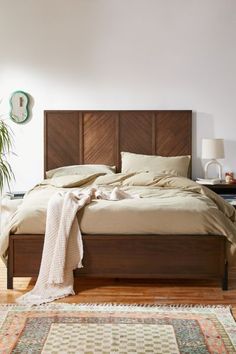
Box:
121;152;191;177
46;164;116;179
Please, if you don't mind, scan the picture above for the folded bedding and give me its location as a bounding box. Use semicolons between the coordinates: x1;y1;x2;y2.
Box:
1;172;236;263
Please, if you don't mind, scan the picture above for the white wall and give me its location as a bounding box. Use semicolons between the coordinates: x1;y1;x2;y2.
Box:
0;0;236;190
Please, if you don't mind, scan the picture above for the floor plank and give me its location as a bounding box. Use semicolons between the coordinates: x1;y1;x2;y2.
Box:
1;259;236;317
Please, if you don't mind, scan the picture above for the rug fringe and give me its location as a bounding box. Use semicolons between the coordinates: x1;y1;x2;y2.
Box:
0;302;232;311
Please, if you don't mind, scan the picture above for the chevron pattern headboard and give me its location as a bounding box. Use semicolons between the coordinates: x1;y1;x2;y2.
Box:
44;110;192;174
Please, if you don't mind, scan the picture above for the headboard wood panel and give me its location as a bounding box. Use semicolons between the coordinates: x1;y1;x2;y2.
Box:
155;111;192;156
44;110;192;174
119;111;155;156
83;112;118;165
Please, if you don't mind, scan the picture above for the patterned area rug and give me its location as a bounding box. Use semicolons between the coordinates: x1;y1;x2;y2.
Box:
0;304;236;353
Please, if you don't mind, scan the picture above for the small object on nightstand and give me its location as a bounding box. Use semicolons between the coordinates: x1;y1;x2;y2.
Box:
5;191;26;199
225;172;234;184
196;178;221;185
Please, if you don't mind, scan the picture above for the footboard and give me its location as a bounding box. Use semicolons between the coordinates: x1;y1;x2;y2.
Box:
7;234;228;290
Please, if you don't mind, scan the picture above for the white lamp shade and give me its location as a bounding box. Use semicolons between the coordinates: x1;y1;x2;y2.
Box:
202;139;225;159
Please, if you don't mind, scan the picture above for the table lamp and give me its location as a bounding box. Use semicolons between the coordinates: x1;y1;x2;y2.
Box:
202;138;225;180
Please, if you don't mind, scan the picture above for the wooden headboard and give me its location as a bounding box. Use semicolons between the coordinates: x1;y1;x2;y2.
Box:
44;110;192;173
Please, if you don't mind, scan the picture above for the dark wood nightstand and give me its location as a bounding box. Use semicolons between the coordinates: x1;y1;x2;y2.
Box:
202;183;236;194
5;191;26;199
201;183;236;208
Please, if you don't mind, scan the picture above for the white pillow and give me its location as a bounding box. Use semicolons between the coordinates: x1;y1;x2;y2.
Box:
46;164;116;179
121;152;191;177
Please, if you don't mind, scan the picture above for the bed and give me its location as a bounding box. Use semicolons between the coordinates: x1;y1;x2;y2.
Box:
6;110;231;290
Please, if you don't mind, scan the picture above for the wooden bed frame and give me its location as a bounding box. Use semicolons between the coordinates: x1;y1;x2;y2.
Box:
7;110;228;290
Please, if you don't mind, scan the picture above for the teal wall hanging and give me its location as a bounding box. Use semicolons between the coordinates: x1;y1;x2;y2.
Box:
9;91;30;123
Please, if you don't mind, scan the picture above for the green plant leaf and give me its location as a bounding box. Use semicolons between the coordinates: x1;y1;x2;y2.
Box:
0;118;14;192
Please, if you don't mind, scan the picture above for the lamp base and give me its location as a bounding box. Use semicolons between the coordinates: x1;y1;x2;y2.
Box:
204;159;222;180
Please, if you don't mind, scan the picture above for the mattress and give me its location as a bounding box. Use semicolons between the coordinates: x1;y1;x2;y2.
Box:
1;172;236;262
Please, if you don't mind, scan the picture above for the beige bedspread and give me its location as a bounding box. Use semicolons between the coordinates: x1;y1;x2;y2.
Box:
1;172;236;263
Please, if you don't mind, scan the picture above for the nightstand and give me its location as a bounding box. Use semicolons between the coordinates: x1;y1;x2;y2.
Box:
202;183;236;194
201;183;236;208
5;191;26;199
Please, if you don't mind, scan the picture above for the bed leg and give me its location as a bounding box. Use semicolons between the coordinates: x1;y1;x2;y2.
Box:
7;270;13;289
7;246;13;289
222;260;228;291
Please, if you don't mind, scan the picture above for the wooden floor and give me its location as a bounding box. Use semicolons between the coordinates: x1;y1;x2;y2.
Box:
1;259;236;316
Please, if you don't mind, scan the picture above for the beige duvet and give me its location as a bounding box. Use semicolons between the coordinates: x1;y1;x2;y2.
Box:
1;172;236;263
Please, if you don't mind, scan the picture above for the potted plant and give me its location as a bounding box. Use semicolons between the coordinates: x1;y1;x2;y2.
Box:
0;119;14;192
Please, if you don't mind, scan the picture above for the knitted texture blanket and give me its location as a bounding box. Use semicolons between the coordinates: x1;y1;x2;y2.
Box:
17;187;136;305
